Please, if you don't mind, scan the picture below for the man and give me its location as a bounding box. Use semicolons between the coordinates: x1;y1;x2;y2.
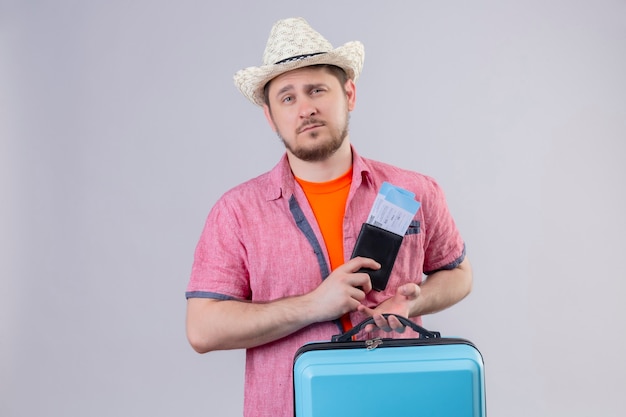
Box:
186;17;472;417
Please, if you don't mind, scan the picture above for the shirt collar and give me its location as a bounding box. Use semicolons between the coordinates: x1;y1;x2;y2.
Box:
265;145;373;201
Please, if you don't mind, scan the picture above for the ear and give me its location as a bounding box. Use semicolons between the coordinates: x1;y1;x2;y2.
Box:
263;104;277;131
345;79;357;111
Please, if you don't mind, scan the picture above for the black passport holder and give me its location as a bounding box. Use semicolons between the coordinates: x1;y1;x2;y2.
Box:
350;223;404;291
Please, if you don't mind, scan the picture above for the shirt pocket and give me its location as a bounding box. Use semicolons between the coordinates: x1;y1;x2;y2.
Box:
404;220;421;236
390;220;425;284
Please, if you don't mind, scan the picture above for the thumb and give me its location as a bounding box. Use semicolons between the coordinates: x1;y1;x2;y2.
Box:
399;283;420;298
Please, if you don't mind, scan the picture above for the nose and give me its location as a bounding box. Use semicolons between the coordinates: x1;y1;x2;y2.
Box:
298;98;317;118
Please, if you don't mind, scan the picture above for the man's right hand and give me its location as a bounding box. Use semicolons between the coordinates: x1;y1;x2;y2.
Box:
304;256;380;323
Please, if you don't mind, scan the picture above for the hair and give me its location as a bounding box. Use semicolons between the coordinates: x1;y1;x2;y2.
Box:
263;64;349;107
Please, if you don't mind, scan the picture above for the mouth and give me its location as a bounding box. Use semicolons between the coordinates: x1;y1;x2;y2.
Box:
297;121;325;134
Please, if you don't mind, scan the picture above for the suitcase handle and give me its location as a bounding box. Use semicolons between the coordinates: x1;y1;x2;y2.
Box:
331;314;441;342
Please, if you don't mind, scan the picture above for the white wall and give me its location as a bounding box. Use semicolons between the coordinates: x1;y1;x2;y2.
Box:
2;1;625;416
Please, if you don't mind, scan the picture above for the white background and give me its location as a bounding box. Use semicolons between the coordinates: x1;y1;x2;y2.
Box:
2;1;625;416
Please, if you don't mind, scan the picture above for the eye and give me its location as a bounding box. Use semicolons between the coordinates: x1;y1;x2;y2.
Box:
281;95;293;104
311;88;325;95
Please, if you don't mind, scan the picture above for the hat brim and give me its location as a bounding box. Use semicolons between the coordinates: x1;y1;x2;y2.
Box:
233;41;364;106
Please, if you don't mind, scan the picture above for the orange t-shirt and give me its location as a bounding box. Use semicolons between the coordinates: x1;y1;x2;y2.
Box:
296;168;353;331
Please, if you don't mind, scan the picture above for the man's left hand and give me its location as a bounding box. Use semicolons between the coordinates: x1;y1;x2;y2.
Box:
357;283;421;333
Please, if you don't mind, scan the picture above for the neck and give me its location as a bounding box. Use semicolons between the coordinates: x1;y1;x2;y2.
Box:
287;139;353;182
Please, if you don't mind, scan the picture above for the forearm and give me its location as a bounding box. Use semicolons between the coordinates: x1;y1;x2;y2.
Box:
186;258;381;353
411;257;473;317
186;295;321;353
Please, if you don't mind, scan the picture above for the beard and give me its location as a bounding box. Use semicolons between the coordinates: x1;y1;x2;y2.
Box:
276;115;350;162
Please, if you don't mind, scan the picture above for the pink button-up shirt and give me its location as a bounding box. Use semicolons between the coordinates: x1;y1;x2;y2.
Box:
187;147;465;417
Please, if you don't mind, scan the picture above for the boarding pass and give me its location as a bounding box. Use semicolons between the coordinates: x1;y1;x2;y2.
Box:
366;182;421;236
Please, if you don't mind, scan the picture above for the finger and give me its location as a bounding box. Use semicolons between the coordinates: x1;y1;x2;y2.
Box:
356;272;372;294
363;323;375;333
357;302;371;312
372;314;392;332
399;283;420;299
356;305;380;333
344;274;371;296
387;314;406;333
347;256;381;272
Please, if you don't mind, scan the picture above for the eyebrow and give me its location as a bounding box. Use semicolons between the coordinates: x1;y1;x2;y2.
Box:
275;84;295;98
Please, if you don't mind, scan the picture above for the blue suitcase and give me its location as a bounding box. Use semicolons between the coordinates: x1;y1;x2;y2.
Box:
293;314;486;416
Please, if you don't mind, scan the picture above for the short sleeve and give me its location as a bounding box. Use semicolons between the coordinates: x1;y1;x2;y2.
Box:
186;197;251;300
420;177;466;275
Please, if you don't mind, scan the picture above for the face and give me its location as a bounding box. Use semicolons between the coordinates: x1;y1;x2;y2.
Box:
263;66;356;162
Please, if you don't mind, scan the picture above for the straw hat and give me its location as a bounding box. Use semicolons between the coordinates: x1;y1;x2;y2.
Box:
233;17;365;106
